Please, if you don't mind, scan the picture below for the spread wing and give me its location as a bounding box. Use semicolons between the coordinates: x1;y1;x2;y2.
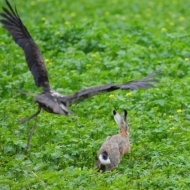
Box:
64;73;160;105
0;0;50;91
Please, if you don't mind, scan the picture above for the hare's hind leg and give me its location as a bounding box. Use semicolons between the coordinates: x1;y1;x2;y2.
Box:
119;142;130;158
119;149;125;159
106;164;115;171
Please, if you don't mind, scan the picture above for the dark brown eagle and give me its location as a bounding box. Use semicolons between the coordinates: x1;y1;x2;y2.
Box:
0;0;159;123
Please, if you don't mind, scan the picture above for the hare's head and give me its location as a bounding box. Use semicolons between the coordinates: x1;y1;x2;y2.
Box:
113;110;129;136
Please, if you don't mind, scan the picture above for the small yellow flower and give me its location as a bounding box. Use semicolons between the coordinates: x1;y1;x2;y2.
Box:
185;58;189;61
115;14;120;18
55;31;61;35
135;14;141;18
109;94;114;98
31;1;36;6
161;28;167;32
169;115;173;118
146;8;152;12
179;16;185;21
65;21;70;25
45;58;49;63
146;13;151;17
170;127;175;130
180;26;185;31
1;42;4;45
177;109;182;113
126;92;131;96
83;18;88;22
163;113;167;116
70;12;76;17
106;136;111;139
105;11;110;16
41;17;46;21
91;53;97;58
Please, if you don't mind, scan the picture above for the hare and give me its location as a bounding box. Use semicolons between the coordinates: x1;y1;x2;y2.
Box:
96;110;130;171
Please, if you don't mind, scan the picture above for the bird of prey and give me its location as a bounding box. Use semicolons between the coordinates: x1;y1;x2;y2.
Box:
0;1;159;149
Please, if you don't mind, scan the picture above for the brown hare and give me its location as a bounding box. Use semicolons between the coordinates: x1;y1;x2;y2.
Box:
96;110;130;171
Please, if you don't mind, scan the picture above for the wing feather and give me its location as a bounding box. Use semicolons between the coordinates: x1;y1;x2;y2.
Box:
0;0;50;91
64;73;160;105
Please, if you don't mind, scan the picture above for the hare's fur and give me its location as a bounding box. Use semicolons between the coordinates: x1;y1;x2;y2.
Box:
96;110;130;171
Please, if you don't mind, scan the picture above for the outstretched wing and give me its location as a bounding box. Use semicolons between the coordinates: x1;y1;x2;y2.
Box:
64;73;160;105
0;0;50;91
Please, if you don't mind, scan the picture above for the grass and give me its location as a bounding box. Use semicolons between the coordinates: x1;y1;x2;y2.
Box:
0;0;190;189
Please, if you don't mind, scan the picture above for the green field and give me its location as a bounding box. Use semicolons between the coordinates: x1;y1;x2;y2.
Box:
0;0;190;189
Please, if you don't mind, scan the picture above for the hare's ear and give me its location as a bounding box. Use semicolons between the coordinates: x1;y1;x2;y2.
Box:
123;110;128;124
123;110;129;130
113;110;122;127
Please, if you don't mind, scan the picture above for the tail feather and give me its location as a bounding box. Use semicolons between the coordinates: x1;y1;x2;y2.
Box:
99;151;111;165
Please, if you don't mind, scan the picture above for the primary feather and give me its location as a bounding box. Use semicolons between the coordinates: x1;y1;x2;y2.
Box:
0;0;50;91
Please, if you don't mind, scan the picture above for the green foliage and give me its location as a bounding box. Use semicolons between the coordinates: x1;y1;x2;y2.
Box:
0;0;190;189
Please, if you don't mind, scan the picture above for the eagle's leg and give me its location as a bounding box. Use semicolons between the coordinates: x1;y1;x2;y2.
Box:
18;107;41;124
25;115;38;152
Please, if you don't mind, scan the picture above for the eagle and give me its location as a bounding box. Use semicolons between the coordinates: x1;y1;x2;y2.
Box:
0;0;159;150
